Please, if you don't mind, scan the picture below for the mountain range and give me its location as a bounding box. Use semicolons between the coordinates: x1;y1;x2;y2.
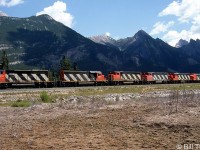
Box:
0;14;200;73
89;31;199;72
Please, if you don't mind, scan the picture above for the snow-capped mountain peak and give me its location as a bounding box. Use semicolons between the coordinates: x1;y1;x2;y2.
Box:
89;34;117;46
0;11;8;17
89;30;152;51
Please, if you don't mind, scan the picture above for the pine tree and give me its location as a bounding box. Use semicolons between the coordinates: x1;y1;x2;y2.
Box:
60;56;71;70
1;51;9;69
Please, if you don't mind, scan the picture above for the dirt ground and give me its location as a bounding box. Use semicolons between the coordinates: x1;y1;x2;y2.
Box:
0;90;200;150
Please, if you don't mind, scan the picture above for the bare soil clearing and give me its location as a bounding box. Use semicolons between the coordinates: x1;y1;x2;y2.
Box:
0;86;200;149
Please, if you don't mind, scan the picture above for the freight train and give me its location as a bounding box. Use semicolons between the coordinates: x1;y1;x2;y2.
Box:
0;69;200;88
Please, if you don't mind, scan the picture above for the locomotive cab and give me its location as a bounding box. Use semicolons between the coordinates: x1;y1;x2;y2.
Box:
90;71;107;85
0;70;8;88
108;71;121;81
93;72;106;81
141;72;154;83
108;71;123;85
190;73;197;82
168;73;179;83
0;70;6;83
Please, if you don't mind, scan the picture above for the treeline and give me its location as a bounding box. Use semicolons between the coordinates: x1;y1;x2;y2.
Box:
0;50;78;71
0;51;9;69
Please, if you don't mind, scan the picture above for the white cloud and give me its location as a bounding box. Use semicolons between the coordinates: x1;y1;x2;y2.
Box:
150;21;174;35
0;0;24;7
163;30;200;46
153;0;200;46
36;1;74;28
159;1;182;17
159;0;200;23
163;30;189;46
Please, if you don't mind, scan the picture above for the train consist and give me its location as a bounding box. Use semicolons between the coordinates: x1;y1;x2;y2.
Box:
0;69;200;88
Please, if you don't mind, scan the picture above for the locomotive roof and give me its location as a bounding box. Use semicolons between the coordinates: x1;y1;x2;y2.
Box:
143;72;168;74
6;70;49;72
168;72;190;75
109;71;140;73
62;70;102;74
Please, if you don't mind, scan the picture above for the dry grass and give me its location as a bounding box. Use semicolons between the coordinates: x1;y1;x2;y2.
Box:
0;92;200;150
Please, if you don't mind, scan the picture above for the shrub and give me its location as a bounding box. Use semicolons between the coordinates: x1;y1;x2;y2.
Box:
40;91;53;103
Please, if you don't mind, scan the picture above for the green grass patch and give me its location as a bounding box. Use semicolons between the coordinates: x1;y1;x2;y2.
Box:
64;83;200;97
11;100;31;107
67;86;151;97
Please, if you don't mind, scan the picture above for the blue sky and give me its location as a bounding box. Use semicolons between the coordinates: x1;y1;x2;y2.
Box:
0;0;200;46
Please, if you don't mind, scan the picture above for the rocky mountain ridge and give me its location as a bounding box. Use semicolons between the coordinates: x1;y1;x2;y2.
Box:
1;15;200;72
175;39;189;48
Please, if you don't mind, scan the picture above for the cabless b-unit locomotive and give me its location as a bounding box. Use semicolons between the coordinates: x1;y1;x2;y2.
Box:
0;69;200;88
